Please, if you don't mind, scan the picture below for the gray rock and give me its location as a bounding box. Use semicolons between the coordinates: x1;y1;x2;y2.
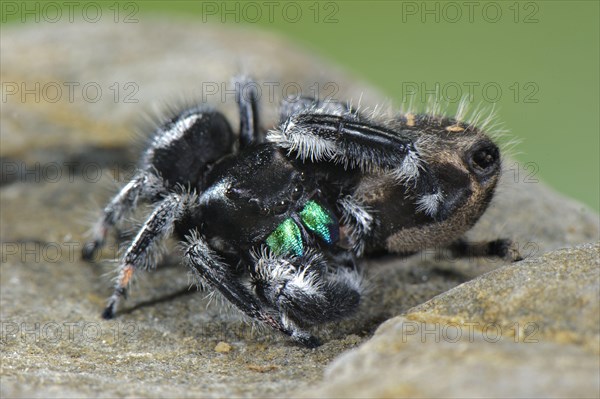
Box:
1;20;598;398
302;243;600;398
409;243;600;351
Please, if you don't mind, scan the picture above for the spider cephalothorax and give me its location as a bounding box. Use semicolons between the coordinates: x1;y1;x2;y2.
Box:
83;77;518;347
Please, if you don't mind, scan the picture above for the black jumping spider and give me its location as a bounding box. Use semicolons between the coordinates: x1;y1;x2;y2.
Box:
83;77;518;347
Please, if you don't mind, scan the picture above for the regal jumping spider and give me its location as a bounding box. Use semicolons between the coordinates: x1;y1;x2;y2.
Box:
83;77;519;347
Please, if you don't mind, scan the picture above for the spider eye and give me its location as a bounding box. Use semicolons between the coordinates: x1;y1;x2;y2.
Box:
272;200;289;215
290;186;303;201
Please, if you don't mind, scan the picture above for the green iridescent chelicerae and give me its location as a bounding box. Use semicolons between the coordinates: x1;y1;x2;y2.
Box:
265;200;337;256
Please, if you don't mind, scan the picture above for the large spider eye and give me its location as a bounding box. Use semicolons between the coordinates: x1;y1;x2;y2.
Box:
290;186;303;201
272;200;289;216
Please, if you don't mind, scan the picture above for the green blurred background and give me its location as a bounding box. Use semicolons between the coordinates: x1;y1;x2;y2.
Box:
3;1;598;211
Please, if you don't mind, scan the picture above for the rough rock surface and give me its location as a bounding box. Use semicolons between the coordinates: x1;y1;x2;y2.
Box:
302;244;600;398
1;20;598;398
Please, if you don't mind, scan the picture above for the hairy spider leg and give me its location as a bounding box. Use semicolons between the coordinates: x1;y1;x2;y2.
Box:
82;171;164;260
337;195;377;256
184;234;321;348
235;75;262;147
278;97;354;124
449;238;523;262
102;192;194;319
82;108;236;260
268;112;444;218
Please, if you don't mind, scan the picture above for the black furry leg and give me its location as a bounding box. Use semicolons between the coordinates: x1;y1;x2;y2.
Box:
268;111;443;217
102;192;193;319
184;235;320;348
235;76;261;147
449;238;523;262
278;97;353;124
84;106;235;261
82;171;164;260
338;195;376;256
